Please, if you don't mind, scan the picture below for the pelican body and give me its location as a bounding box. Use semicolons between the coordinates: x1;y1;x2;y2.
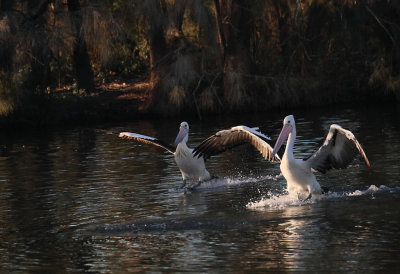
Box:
120;122;210;189
271;115;370;200
173;122;211;187
120;122;280;190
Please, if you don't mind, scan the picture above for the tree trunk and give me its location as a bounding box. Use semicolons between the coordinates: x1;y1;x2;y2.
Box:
68;0;95;92
215;0;253;109
28;0;52;91
148;20;167;84
148;0;187;83
0;0;14;71
145;0;189;113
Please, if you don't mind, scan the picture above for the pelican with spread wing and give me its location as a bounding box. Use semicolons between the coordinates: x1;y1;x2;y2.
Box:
120;122;281;190
271;115;370;200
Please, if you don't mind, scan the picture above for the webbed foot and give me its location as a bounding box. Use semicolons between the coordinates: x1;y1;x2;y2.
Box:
303;192;312;202
178;180;187;190
188;181;202;191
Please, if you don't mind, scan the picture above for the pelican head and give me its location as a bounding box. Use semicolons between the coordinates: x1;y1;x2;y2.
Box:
272;115;295;157
174;121;189;145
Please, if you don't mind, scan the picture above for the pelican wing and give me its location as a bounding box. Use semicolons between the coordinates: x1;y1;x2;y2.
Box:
119;132;175;154
193;126;283;161
305;124;370;173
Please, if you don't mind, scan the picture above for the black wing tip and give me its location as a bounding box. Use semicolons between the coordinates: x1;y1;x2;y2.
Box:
192;148;203;158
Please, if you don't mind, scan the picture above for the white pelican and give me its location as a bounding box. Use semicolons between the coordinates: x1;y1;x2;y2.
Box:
120;122;280;190
271;115;371;200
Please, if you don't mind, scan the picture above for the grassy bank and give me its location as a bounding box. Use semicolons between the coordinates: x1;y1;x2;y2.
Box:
0;77;397;130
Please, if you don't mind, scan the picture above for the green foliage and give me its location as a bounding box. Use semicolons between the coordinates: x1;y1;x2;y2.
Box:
102;40;149;79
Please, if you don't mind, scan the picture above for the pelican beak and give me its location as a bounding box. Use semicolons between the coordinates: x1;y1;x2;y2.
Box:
174;126;188;145
272;124;292;157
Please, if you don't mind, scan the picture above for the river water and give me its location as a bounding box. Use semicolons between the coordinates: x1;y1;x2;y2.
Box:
0;105;399;272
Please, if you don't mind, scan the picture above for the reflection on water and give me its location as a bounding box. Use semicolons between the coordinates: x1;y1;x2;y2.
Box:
0;105;399;272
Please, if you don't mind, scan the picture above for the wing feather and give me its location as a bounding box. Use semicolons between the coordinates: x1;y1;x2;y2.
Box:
305;124;370;173
119;132;175;154
193;125;283;161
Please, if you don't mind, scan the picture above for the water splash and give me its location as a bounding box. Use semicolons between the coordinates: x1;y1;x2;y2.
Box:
247;185;400;210
247;192;314;210
348;185;382;196
170;175;277;192
199;175;275;189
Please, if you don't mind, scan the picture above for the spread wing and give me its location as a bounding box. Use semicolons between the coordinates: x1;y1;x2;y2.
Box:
305;124;370;174
119;132;175;154
193;125;283;161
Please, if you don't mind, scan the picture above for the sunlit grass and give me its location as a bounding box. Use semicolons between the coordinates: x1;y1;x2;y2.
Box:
0;74;17;115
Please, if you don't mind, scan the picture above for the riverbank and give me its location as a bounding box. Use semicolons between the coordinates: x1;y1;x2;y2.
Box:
0;78;398;130
0;80;148;129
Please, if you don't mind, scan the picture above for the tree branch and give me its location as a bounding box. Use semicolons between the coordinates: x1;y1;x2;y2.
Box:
365;5;395;44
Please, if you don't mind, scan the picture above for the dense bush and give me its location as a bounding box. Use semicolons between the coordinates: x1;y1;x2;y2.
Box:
0;0;399;122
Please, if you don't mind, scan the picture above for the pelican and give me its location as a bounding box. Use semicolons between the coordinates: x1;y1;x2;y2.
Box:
271;115;371;200
120;122;280;190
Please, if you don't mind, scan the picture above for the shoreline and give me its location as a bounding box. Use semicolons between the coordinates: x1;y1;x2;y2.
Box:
0;79;398;130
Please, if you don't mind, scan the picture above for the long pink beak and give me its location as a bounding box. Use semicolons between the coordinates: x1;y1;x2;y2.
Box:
174;126;188;145
272;124;292;157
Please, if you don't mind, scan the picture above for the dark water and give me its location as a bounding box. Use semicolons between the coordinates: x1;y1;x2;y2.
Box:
0;105;399;272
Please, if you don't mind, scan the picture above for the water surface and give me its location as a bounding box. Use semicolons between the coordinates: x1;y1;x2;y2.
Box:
0;105;399;272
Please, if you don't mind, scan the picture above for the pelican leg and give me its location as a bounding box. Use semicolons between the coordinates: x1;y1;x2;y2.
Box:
179;179;187;189
303;192;312;202
188;181;202;191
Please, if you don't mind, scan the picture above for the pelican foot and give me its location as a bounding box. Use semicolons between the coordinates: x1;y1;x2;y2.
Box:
188;181;202;191
178;180;187;190
302;192;312;202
